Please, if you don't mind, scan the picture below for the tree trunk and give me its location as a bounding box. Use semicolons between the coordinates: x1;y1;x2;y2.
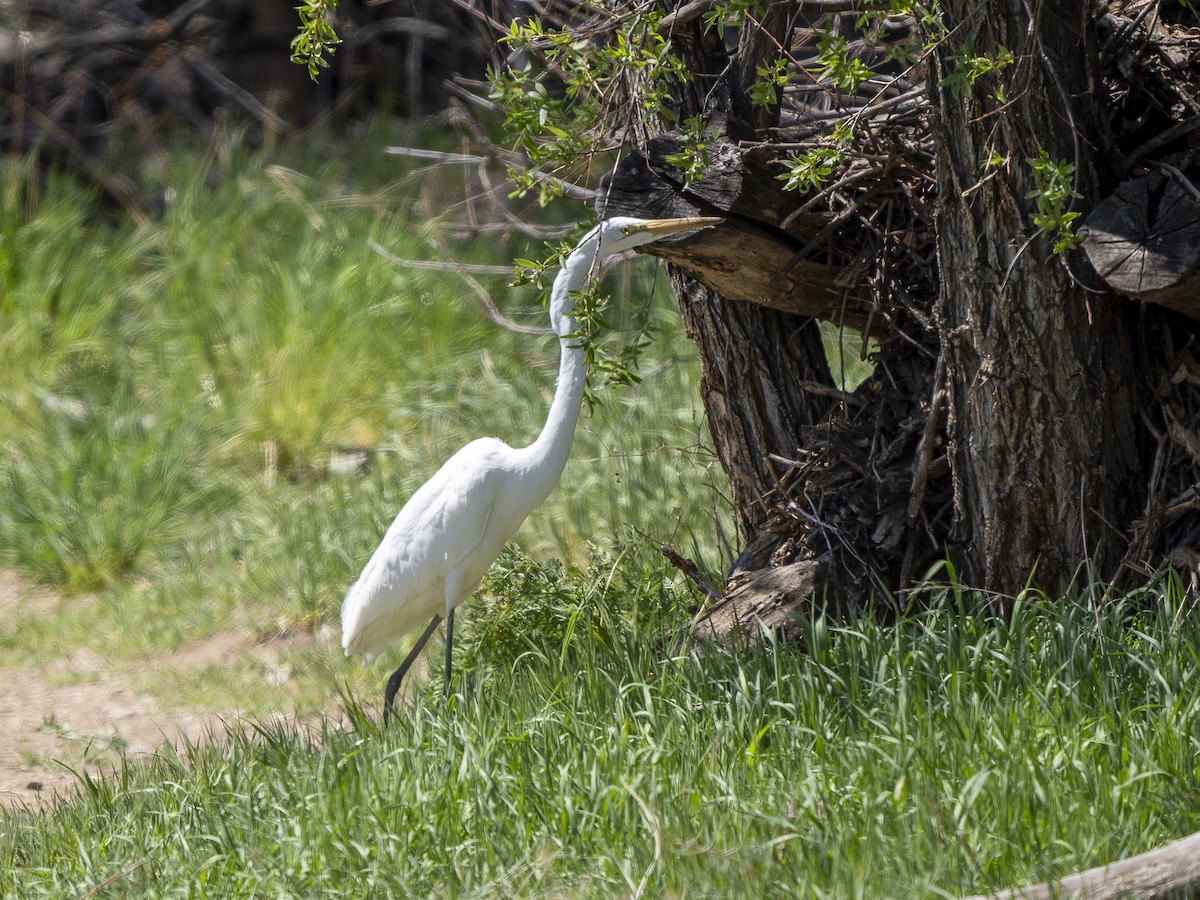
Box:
635;2;841;549
929;1;1147;594
670;276;835;540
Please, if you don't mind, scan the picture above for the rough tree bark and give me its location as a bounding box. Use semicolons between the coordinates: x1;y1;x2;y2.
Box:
929;1;1146;594
672;279;836;540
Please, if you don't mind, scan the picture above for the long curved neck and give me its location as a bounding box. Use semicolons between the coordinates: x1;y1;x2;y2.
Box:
526;333;585;485
522;243;596;498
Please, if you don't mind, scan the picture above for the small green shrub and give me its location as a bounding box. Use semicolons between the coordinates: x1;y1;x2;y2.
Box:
461;542;691;681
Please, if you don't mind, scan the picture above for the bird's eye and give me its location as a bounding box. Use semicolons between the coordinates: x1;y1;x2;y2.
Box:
620;226;633;235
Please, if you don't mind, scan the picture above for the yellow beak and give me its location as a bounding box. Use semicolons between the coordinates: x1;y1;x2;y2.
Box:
638;216;723;236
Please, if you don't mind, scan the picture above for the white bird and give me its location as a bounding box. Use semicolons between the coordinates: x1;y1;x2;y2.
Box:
341;215;722;720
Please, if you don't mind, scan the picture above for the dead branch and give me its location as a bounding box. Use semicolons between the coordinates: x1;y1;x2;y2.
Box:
660;544;726;604
367;239;551;336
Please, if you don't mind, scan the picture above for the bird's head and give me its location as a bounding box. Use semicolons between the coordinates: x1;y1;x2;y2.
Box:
550;215;723;337
593;215;723;259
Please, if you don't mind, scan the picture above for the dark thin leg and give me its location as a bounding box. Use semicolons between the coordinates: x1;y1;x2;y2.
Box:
382;614;441;725
443;608;454;696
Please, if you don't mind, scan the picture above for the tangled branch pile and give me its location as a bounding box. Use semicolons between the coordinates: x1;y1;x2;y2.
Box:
778;0;1200;601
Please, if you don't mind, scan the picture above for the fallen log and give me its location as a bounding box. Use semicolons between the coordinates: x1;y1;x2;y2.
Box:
962;827;1200;899
1084;169;1200;322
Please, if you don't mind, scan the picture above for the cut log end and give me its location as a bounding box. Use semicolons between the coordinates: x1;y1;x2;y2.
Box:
1085;170;1200;321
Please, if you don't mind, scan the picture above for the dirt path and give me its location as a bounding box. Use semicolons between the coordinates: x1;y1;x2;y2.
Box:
0;572;318;811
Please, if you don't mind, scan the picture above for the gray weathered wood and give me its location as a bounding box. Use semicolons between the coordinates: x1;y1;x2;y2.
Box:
962;827;1200;900
1084;170;1200;322
688;558;826;648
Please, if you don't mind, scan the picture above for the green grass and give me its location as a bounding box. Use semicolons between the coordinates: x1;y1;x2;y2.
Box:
3;577;1199;897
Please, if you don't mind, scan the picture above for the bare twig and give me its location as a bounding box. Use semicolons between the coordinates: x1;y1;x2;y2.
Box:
385;145;596;201
657;0;714;34
78;858;153;900
660;544;726;603
180;55;290;136
385;146;491;165
900;349;947;586
366;241;513;276
368;240;551;336
1122;113;1200;168
795;379;864;406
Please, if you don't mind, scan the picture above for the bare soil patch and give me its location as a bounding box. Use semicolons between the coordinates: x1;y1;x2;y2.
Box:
0;571;318;811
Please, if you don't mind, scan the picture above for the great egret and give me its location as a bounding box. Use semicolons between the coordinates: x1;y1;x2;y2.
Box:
341;215;721;720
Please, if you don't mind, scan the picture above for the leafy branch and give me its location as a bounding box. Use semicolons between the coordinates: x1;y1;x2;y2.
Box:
940;38;1014;102
815;33;875;95
777;123;855;193
1026;151;1083;255
291;0;340;81
749;58;790;109
663;116;713;188
567;285;654;411
516;238;654;410
489;13;692;200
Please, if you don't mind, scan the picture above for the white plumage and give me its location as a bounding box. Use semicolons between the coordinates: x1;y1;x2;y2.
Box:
339;215;722;716
342;437;545;663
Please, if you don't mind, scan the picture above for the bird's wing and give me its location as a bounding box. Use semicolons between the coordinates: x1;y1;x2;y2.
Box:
341;438;509;661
